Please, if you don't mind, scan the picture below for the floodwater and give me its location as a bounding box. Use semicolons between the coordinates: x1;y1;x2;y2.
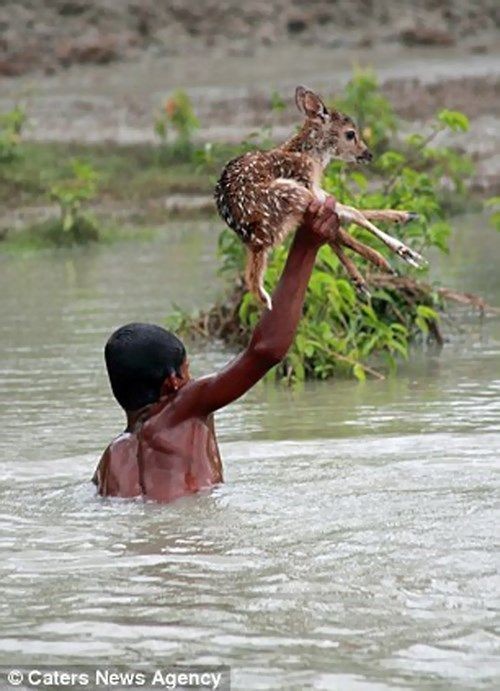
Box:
0;216;499;690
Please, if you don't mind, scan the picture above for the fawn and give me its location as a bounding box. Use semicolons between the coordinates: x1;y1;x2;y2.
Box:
214;86;424;309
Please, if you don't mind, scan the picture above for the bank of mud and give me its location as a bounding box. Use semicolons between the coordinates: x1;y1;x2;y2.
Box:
1;0;498;77
2;42;499;196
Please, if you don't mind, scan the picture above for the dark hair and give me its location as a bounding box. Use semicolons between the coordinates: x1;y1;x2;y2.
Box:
105;323;186;411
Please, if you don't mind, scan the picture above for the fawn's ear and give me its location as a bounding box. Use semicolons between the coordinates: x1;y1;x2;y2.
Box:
295;86;329;122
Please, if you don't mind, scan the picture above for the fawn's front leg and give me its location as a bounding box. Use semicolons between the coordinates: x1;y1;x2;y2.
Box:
337;227;395;274
313;187;423;267
361;209;419;225
335;202;425;268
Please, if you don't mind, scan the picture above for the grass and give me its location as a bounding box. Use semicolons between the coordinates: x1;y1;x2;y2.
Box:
0;139;230;251
0;141;225;210
0;217;158;254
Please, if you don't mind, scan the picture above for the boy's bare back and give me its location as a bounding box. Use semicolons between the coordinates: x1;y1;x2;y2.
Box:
94;391;223;502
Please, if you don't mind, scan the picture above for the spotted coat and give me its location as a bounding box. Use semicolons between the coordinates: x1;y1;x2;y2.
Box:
212;88;370;307
214;149;317;250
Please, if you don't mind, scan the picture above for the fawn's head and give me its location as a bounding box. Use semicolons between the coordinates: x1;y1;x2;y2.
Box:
294;86;372;165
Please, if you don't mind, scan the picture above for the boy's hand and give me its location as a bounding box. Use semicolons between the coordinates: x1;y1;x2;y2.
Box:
298;196;340;248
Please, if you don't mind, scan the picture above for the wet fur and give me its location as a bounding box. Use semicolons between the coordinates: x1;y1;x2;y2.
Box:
215;86;423;307
214;151;317;307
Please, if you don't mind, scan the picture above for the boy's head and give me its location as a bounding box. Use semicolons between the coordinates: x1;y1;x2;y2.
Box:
105;323;187;411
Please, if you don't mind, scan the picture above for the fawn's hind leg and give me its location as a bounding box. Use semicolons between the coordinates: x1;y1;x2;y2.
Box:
330;241;371;300
244;247;272;310
330;227;398;299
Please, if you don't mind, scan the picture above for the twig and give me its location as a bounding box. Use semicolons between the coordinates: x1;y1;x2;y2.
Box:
383;125;444;194
368;274;499;315
438;287;500;315
428;318;445;347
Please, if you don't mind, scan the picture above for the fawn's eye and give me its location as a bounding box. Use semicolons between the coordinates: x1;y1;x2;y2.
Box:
345;130;356;141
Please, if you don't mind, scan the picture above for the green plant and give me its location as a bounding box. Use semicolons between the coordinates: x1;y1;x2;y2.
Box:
48;159;100;243
154;90;200;163
173;70;477;382
333;68;397;151
0;105;26;163
485;196;500;232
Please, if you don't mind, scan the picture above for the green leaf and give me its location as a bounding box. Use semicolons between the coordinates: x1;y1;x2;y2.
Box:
154;119;166;139
427;221;451;253
416;305;439;321
349;171;368;190
270;90;286;113
304;343;315;358
353;363;366;382
62;212;73;233
377;150;405;171
405;133;426;148
437;109;469;132
238;293;255;323
415;316;429;335
389;340;408;358
489;211;500;232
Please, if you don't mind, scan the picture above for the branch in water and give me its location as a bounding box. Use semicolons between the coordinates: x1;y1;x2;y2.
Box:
367;274;499;316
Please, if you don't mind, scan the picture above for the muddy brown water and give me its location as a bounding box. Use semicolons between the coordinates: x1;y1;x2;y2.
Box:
0;215;499;689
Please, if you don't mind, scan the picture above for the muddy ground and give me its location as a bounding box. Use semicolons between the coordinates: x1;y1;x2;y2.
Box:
1;4;499;198
1;38;499;196
1;1;499;77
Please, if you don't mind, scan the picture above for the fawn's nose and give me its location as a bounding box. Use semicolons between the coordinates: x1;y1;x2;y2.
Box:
357;149;373;163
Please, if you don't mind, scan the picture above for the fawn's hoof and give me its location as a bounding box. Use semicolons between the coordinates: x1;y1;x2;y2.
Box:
406;212;419;222
258;289;273;311
396;245;426;269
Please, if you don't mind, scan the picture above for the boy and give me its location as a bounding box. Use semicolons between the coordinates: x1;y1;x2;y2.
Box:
93;197;339;502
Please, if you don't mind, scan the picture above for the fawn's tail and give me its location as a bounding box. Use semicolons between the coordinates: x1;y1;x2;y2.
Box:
244;247;272;310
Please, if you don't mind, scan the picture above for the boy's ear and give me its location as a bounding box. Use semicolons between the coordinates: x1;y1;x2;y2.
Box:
295;86;329;122
161;371;182;394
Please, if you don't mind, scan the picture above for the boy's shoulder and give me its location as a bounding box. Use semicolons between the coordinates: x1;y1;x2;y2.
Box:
93;432;141;496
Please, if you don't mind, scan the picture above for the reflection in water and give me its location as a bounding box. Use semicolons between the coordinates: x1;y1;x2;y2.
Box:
0;217;499;689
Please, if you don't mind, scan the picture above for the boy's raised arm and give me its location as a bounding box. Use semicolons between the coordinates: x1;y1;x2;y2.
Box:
176;197;339;417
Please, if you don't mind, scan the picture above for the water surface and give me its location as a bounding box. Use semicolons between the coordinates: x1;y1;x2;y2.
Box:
0;217;499;689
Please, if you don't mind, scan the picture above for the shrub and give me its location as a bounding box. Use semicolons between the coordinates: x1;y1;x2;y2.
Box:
154;90;200;163
0;105;26;163
333;68;397;151
486;196;500;232
47;159;100;244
